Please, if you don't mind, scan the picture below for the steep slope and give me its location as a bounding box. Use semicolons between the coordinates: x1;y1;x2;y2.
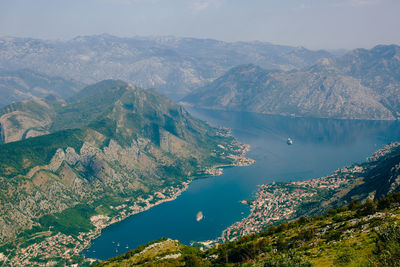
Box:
97;193;400;267
218;142;400;243
335;44;400;116
98;143;400;267
0;80;252;265
0;97;61;143
182;45;400;120
334;143;400;205
0;35;332;99
0;68;84;107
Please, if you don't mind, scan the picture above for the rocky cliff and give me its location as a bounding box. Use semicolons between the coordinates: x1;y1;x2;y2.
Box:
0;80;251;265
182;45;400;120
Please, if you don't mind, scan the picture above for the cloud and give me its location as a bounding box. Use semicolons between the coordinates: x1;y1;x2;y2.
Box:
192;1;210;10
348;0;381;6
333;0;384;7
189;0;225;11
299;3;311;9
98;0;224;10
99;0;160;5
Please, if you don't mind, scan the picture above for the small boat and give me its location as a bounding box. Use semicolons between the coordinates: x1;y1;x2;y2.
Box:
196;211;204;222
287;138;293;145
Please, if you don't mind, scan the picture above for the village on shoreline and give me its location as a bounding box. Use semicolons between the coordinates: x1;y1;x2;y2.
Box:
4;141;399;265
2;142;253;266
196;142;400;248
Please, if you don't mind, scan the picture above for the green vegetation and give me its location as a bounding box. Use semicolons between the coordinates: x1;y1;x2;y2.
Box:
99;192;400;266
38;204;96;236
0;80;249;265
0;129;84;177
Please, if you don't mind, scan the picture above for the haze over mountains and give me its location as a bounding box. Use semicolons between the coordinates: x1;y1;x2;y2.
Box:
0;68;83;107
183;44;400;120
1;34;400;265
0;35;332;100
1;35;399;121
0;80;249;260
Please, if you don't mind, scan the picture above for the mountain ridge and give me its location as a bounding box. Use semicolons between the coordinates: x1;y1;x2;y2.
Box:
0;35;333;99
182;44;400;120
0;68;84;108
0;80;253;265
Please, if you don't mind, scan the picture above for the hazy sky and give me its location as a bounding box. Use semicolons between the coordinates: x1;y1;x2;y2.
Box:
1;0;399;49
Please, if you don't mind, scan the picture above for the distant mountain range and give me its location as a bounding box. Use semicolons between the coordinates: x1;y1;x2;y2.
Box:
0;80;250;264
0;35;332;100
182;44;400;120
0;68;83;107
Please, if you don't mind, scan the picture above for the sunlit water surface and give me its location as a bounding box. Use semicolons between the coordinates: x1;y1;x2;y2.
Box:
84;108;400;259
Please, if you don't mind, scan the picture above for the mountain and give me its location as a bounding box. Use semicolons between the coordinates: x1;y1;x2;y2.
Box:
335;44;400;115
97;193;400;266
182;45;400;120
332;143;400;206
0;80;252;265
98;143;400;267
219;142;400;243
0;35;333;99
0;68;84;107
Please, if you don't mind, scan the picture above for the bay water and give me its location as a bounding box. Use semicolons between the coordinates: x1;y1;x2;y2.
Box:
84;109;400;259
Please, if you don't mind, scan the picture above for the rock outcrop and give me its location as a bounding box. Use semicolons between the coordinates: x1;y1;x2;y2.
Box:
182;45;400;120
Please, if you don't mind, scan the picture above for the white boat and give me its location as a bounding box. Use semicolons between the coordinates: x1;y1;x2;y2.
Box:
196;211;204;222
287;138;293;145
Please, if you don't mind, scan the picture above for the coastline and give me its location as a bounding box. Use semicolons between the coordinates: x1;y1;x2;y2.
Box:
82;182;191;262
83;142;255;261
3;141;254;266
195;142;400;248
82;142;254;263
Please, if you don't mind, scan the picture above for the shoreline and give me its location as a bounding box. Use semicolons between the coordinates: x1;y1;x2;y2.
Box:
195;142;400;248
83;143;255;261
2;141;254;266
82;181;190;262
4;182;192;266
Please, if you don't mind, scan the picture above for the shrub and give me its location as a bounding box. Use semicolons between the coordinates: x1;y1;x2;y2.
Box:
357;200;377;216
296;228;315;242
327;209;337;216
374;225;400;266
258;250;312;267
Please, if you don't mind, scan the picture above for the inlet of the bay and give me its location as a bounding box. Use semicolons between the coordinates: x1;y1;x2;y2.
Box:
84;108;400;260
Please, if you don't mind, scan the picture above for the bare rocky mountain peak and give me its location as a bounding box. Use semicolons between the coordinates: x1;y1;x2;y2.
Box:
0;35;333;101
183;44;400;120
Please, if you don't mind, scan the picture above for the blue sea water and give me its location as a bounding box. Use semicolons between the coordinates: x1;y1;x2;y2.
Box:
84;109;400;260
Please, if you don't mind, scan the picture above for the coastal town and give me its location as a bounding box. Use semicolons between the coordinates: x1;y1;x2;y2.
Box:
3;139;399;265
1;140;254;266
2;182;189;266
367;141;400;162
219;169;356;242
217;142;400;243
